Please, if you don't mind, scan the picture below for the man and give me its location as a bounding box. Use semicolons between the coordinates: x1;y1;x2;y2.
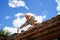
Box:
20;14;37;28
17;14;37;33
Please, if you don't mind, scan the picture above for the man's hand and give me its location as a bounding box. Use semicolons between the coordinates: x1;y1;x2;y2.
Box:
20;26;22;29
17;27;20;33
31;20;37;27
17;27;20;29
20;24;24;29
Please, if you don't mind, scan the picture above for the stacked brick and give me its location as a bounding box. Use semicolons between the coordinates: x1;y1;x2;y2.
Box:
11;15;60;40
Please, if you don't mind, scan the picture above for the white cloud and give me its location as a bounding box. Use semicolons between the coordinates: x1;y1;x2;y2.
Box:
58;12;60;15
5;16;11;19
13;12;46;27
55;0;60;15
57;6;60;11
55;0;60;11
25;12;46;23
8;0;29;9
56;0;60;4
3;26;20;34
35;15;46;23
13;17;26;27
3;12;46;34
15;13;24;17
3;25;31;34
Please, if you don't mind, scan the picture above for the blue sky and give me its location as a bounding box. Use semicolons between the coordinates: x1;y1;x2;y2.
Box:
0;0;60;33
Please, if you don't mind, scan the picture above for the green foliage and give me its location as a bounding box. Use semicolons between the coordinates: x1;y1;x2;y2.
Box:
4;30;12;36
0;30;11;36
0;30;5;35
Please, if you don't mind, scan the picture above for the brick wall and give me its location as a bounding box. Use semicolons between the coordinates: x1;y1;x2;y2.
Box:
0;35;8;40
13;15;60;40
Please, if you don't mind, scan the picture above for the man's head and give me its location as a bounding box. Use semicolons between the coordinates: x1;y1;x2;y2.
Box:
25;14;31;20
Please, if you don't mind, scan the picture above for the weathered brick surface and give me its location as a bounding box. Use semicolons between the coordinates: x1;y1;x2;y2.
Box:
9;15;60;40
0;35;8;40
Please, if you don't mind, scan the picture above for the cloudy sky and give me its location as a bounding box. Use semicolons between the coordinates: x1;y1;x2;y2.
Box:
0;0;60;34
